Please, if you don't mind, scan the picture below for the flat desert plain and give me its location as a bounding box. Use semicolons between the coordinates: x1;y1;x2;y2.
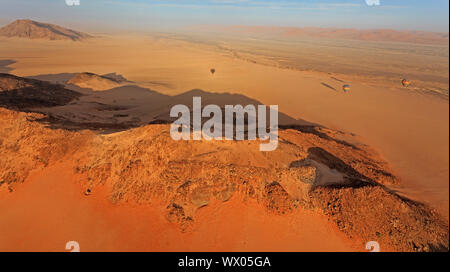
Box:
0;30;448;251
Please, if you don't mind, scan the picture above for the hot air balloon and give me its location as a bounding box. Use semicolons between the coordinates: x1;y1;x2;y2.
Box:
210;68;216;75
402;79;411;87
343;84;351;93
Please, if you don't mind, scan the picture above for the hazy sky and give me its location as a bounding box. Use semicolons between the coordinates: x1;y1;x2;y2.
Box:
0;0;448;32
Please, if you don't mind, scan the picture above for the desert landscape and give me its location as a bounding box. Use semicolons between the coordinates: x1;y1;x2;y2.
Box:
0;13;448;253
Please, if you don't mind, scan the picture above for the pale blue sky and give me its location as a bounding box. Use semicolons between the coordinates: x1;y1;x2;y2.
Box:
0;0;448;32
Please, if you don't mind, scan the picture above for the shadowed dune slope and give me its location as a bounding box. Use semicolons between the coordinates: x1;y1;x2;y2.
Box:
0;73;81;108
6;73;316;132
0;60;15;73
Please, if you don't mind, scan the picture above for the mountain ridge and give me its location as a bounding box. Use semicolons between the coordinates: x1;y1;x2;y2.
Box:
0;19;91;41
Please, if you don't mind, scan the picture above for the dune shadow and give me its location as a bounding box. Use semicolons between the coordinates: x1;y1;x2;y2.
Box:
27;73;79;84
321;82;337;92
144;81;174;89
17;72;319;133
330;77;344;83
0;73;81;109
306;147;373;186
279;125;359;150
303;147;423;207
0;60;16;73
1;72;356;151
28;72;132;85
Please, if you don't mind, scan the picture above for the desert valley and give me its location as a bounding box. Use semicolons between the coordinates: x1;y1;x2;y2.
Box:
0;18;448;252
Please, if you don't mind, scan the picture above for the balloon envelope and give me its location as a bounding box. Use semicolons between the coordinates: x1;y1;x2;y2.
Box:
343;84;351;92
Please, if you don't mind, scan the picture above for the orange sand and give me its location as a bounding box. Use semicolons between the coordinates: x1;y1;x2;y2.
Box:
0;162;359;252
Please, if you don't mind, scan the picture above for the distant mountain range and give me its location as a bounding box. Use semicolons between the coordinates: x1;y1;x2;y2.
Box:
0;19;91;41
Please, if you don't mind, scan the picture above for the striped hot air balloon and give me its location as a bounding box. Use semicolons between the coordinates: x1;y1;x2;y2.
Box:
210;68;216;75
402;79;411;87
343;84;351;93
